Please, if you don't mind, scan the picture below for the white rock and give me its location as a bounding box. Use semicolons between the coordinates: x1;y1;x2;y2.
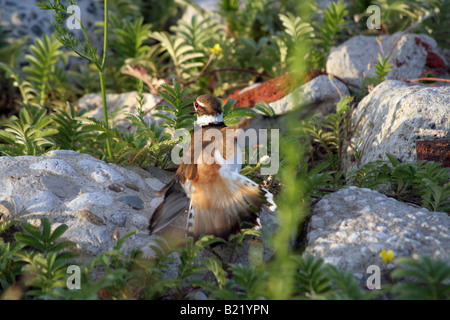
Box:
29;159;77;176
269;75;350;115
305;187;450;285
343;80;449;172
327;33;445;87
145;178;166;191
24;191;59;214
78;159;126;184
66;192;114;211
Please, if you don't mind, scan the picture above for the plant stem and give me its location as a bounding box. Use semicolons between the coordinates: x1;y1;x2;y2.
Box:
99;71;113;160
100;0;113;160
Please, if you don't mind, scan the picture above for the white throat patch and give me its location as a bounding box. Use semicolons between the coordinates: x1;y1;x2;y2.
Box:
195;113;224;126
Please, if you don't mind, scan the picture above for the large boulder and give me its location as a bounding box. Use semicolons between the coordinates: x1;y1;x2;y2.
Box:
0;150;163;261
343;80;450;172
304;187;450;285
326;33;448;87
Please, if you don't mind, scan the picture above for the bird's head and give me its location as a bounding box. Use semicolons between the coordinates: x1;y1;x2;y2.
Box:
194;95;224;126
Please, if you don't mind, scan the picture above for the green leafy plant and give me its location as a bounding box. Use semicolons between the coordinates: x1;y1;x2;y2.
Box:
304;95;352;171
314;0;349;69
0;218;76;298
0;62;39;106
38;0;113;160
0;219;23;292
14;218;76;260
171;15;221;53
118;81;174;167
22;33;69;106
359;52;393;97
154;80;196;131
385;154;450;212
0;104;57;156
51;102;97;153
280;13;314;45
222;98;257;125
105;13;154;91
150;31;205;82
374;53;393;82
391;255;450;299
293;254;333;297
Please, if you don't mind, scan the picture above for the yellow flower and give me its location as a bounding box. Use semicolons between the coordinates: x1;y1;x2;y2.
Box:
209;43;222;55
380;249;395;263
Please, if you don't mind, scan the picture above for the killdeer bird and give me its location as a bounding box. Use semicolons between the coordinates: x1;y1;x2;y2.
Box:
148;94;276;240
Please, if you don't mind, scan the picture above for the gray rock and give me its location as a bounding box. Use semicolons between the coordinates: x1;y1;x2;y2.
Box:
342;80;449;172
326;33;447;87
268;75;350;116
117;195;144;210
0;0;103;46
77;91;169;128
304;187;450;285
41;174;81;199
0;151;162;261
24;191;59;215
66;192;115;212
29;158;77;176
145;177;166;192
109;211;127;227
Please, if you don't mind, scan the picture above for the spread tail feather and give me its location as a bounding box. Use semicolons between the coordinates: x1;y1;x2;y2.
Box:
149;180;190;235
187;172;276;240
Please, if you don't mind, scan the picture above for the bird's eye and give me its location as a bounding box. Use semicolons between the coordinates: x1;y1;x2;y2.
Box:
194;101;199;108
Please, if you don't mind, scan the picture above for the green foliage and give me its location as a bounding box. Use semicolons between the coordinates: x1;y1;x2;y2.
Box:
219;0;282;40
0;217;77;298
51;102;97;152
293;254;333;297
14;218;76;260
419;0;450;49
313;0;349;69
150;31;205;81
38;0;113;160
304;95;352;171
280;13;314;45
0;62;39;105
391;255;450;299
346;154;450;212
154;80;196;131
253;101;276;117
385;154;450;212
2;215;450;299
360;52;393;96
374;0;433;34
22;33;69;106
118;82;174;167
0;104;57;156
375;53;393;82
222;98;257;125
171;15;221;53
37;0;98;67
346;160;392;189
105;13;155;91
